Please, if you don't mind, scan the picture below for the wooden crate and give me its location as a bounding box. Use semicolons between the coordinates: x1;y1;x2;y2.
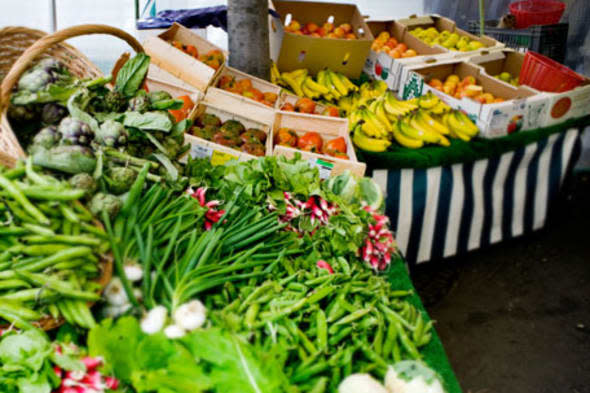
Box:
210;65;281;109
143;22;227;93
272;112;366;178
203;88;276;127
181;101;272;166
278;91;339;117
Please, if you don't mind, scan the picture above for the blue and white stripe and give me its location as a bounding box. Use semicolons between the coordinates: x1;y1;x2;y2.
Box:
373;129;582;265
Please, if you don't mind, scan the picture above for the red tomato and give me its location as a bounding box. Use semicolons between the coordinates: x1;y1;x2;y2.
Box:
297;131;323;153
169;95;194;123
323;136;347;154
274;128;298;147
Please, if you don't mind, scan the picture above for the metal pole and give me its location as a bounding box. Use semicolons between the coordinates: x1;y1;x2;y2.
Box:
479;0;485;36
49;0;57;32
227;0;270;80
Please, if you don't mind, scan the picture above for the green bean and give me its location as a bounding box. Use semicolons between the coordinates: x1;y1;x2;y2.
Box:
22;223;54;236
373;316;385;355
57;301;74;324
379;304;415;331
383;322;399;360
329;308;372;333
316;309;328;351
121;162;150;215
23;234;100;247
25;157;51;186
0;300;41;320
16;271;100;301
297;328;317;354
397;322;421;359
3;166;25;180
328;326;353;346
306;286;335;304
0;308;34;329
286;282;308;292
80;222;108;239
48;303;60;320
291;362;330;383
308;377;328;393
0;279;31;290
0;226;28;236
244;303;260;329
356;339;388;369
19;244;69;256
0;287;56;302
412;314;425;344
53;259;88;270
59;204;80;223
239;281;277;313
18;246;92;272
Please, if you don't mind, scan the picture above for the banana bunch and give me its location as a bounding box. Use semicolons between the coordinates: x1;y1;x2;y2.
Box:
393;111;451;148
442;111;479;141
352;122;391;152
275;67;358;102
270;61;281;85
317;69;358;101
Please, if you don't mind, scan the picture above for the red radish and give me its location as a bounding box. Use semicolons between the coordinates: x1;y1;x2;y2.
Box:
317;260;334;274
104;376;119;390
81;357;103;370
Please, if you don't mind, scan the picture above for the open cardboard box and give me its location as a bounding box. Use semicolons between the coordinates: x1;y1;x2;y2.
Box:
211;65;282;109
364;19;452;91
399;60;549;138
397;15;504;58
272;111;365;178
143;22;227;93
181;101;273;166
270;0;374;78
469;49;524;84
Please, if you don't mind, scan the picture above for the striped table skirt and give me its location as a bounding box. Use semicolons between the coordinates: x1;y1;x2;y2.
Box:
372;128;582;265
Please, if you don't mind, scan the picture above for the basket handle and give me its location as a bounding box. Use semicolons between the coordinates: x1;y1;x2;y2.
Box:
0;24;144;108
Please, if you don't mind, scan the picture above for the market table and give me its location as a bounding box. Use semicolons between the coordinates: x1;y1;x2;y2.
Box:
359;116;589;265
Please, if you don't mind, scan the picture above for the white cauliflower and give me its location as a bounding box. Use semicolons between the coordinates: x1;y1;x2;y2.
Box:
385;361;445;393
338;374;389;393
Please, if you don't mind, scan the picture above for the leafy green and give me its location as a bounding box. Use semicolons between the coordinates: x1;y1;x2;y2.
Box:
0;330;51;372
115;53;151;97
151;98;184;110
11;85;79;106
124;111;173;132
67;89;99;133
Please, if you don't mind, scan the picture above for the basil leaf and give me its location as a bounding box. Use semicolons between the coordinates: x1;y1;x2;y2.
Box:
123;111;173;132
115;53;151;97
150;99;184;110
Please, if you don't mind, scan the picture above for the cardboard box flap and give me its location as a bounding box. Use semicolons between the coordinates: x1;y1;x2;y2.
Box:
397;15;436;27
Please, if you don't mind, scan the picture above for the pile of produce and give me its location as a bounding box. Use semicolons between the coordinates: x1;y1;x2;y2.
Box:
280;97;341;117
272;67;358;103
493;71;519;86
0;161;108;329
371;32;418;59
217;74;279;107
428;75;506;103
285;19;358;40
409;27;485;51
189;113;267;156
274;128;348;158
169;40;224;70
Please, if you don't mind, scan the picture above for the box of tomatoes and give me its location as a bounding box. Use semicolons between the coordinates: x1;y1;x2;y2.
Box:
364;19;450;91
143;22;227;93
272;112;366;178
209;66;282;109
278;92;341;118
181;101;273;165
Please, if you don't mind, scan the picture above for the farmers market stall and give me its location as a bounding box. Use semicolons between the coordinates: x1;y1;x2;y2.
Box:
0;21;463;393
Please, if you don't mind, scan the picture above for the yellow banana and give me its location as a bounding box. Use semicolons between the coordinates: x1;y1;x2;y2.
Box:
406;116;441;144
353;125;391;152
270;62;281;84
305;77;330;95
431;101;450;115
281;73;304;97
340;73;359;92
438;134;451;147
285;69;308;79
453;111;479;136
419;110;450;135
329;70;349;96
349;109;364;129
444;114;471;141
375;100;393;132
361;109;386;138
393;122;424;149
384;94;406;117
418;94;440;109
302;81;319;99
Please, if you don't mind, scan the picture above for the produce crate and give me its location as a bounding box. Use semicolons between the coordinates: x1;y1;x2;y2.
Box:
272;111;366;178
182;101;272;166
211;65;282;109
278;91;338;117
467;20;568;64
364;19;451;91
270;0;374;78
143;22;227;93
203;88;276;127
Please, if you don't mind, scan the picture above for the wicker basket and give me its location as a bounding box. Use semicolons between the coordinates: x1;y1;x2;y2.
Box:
0;24;144;167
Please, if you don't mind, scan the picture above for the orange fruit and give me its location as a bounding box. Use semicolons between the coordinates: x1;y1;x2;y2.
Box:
333;27;345;38
402;49;417;58
395;43;408;53
238;79;253;91
345;33;356;40
428;78;443;89
389;49;402;59
322;22;334;33
339;23;352;33
263;92;278;103
305;23;319;33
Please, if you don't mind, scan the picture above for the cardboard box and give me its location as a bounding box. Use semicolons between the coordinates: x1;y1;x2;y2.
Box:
468;49;590;127
143;22;227;93
396;15;504;58
182;101;273;166
364;19;451;90
211;65;282;109
270;0;374;78
272;112;365;178
399;60;548;138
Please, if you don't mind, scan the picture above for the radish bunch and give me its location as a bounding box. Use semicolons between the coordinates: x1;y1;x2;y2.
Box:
360;206;396;271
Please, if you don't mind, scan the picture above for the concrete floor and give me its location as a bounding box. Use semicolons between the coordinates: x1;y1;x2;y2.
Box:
413;172;590;393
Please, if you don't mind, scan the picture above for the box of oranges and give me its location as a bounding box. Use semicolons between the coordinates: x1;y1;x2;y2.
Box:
270;0;374;78
399;60;549;137
364;19;451;91
210;65;282;109
272;111;366;178
143;22;228;93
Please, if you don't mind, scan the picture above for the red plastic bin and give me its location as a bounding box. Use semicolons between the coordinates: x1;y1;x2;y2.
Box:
519;51;585;92
509;0;566;28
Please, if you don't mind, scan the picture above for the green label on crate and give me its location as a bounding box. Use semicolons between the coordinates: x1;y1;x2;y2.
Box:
402;72;424;100
308;158;334;180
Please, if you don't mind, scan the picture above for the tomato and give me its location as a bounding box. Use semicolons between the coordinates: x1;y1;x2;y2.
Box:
297;131;323;153
241;142;266;156
281;102;295;111
323;136;347;154
263;92;278;104
274;128;298;147
218;75;234;89
295;97;316;114
172;40;184;50
169;95;194;122
185;44;199;58
322;106;340;117
238;79;253;91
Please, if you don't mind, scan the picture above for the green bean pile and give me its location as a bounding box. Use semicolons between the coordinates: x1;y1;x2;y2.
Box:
0;160;108;329
208;256;433;392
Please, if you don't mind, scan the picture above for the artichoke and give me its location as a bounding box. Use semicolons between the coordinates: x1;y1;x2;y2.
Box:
95;120;128;147
57;117;93;146
31;126;61;150
7;104;40;124
68;173;97;196
106;167;137;195
17;68;54;92
148;91;172;103
104;91;128;113
41;103;67;125
128;90;151;113
89;193;122;218
34;58;63;74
